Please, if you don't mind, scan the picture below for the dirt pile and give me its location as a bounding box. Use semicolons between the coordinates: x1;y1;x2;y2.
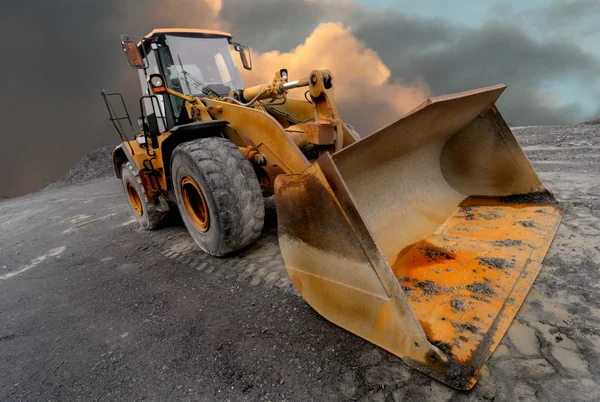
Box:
44;145;115;190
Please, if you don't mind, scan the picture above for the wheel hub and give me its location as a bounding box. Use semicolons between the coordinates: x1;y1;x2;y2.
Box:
180;175;209;232
127;182;143;216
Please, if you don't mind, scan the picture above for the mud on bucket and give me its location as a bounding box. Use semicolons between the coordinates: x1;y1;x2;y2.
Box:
274;84;564;389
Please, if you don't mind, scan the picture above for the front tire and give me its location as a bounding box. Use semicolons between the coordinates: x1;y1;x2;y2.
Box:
121;162;167;230
171;138;264;256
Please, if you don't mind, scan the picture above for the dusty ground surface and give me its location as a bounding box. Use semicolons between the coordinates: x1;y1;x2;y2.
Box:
1;123;599;401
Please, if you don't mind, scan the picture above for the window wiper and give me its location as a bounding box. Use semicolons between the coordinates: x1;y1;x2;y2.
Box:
177;55;220;99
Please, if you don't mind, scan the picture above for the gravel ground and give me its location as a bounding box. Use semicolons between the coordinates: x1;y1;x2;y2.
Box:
0;122;599;401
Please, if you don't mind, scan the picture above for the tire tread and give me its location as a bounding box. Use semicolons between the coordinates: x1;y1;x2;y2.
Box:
172;138;264;255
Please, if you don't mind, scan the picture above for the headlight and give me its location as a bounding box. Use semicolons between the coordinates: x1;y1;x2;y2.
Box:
150;76;164;87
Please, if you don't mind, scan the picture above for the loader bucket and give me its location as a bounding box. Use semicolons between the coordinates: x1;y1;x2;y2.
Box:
274;84;564;389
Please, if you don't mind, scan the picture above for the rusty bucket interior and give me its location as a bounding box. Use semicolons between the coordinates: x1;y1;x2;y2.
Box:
275;84;564;389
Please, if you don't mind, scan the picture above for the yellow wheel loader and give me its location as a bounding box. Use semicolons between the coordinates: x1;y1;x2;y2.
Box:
102;28;563;390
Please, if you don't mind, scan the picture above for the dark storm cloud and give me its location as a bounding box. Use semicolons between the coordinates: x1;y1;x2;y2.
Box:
219;0;330;51
542;0;600;24
1;0;217;197
355;19;600;125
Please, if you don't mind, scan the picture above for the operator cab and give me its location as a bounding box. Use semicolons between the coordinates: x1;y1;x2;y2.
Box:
128;29;252;132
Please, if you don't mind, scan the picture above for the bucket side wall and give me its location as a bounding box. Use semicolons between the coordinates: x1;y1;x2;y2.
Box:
332;86;507;263
441;105;544;196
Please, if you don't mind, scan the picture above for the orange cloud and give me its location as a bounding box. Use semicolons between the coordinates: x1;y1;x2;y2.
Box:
240;22;431;135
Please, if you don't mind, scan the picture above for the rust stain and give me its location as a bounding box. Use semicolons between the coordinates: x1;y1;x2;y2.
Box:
391;196;562;364
392;241;455;277
419;320;435;340
290;274;303;294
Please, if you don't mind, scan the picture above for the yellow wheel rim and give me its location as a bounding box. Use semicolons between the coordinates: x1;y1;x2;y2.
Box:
127;182;143;216
180;175;209;232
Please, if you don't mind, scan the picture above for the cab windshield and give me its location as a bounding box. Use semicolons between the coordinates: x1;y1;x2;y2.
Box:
162;35;244;98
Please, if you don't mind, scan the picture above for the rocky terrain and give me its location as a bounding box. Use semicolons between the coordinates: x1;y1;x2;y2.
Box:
43;145;115;191
0;122;599;401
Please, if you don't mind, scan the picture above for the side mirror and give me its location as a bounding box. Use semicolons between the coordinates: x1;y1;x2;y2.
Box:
235;44;252;71
121;36;147;69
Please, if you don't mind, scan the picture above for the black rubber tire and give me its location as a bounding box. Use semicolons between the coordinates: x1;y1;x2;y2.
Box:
171;138;265;256
121;162;167;230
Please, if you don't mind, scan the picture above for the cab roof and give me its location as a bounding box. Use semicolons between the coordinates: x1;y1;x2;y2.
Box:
144;28;233;40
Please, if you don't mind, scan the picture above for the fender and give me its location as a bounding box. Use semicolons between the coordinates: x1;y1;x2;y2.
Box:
112;144;137;178
160;120;229;190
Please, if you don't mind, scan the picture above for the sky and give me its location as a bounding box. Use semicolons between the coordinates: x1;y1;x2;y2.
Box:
357;0;600;115
1;0;599;197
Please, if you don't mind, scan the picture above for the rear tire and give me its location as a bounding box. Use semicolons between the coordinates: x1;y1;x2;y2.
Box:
121;162;167;230
171;138;265;256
